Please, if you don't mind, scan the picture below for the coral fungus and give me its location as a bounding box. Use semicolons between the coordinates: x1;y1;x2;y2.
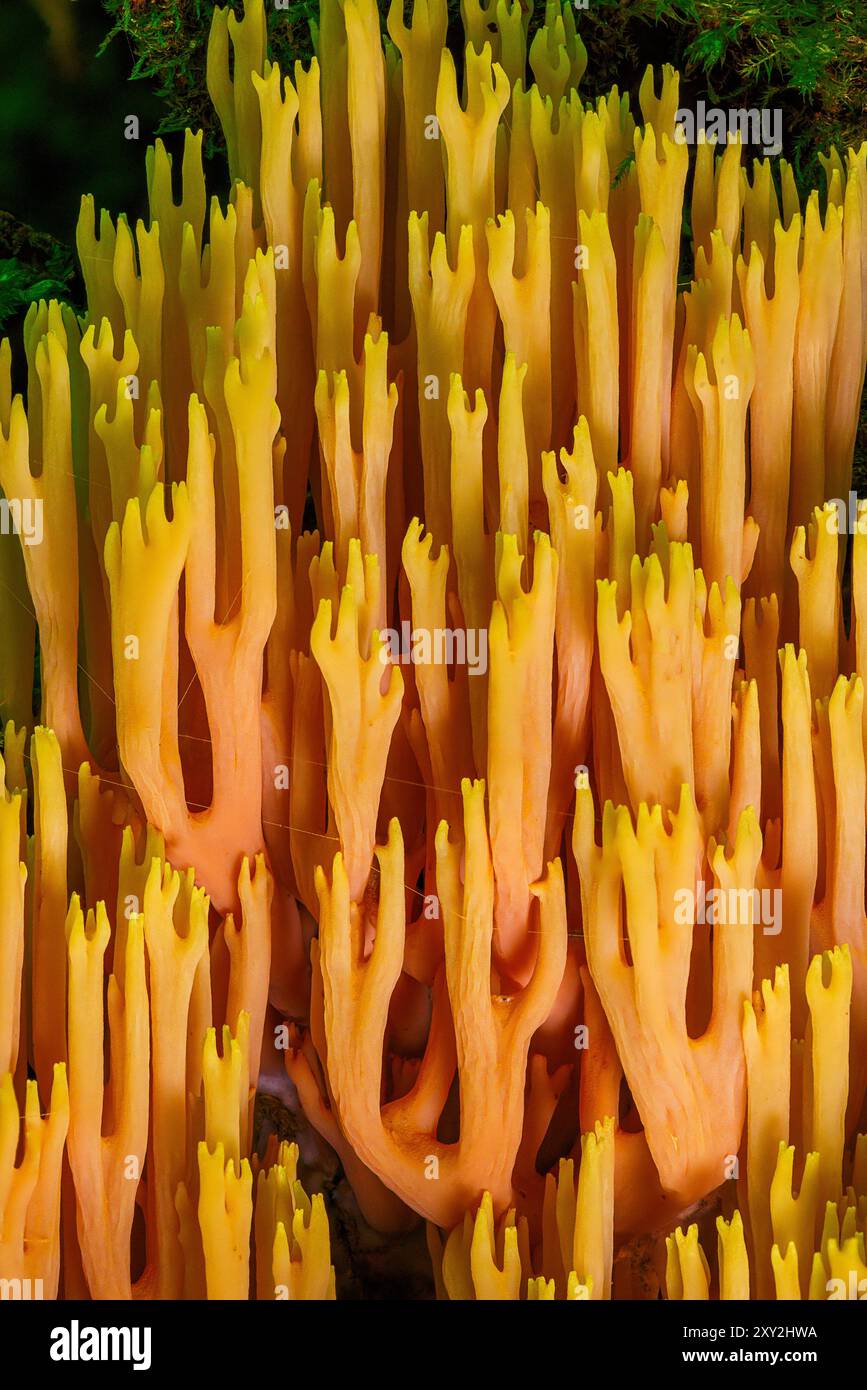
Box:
0;0;865;1310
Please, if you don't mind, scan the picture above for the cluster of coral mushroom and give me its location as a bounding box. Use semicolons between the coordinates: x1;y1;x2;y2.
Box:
0;0;865;1301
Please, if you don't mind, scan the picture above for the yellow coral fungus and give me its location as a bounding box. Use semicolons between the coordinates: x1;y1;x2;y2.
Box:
0;0;864;1320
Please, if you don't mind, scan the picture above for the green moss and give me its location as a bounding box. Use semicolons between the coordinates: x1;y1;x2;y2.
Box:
0;214;76;332
98;0;321;156
578;0;866;196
